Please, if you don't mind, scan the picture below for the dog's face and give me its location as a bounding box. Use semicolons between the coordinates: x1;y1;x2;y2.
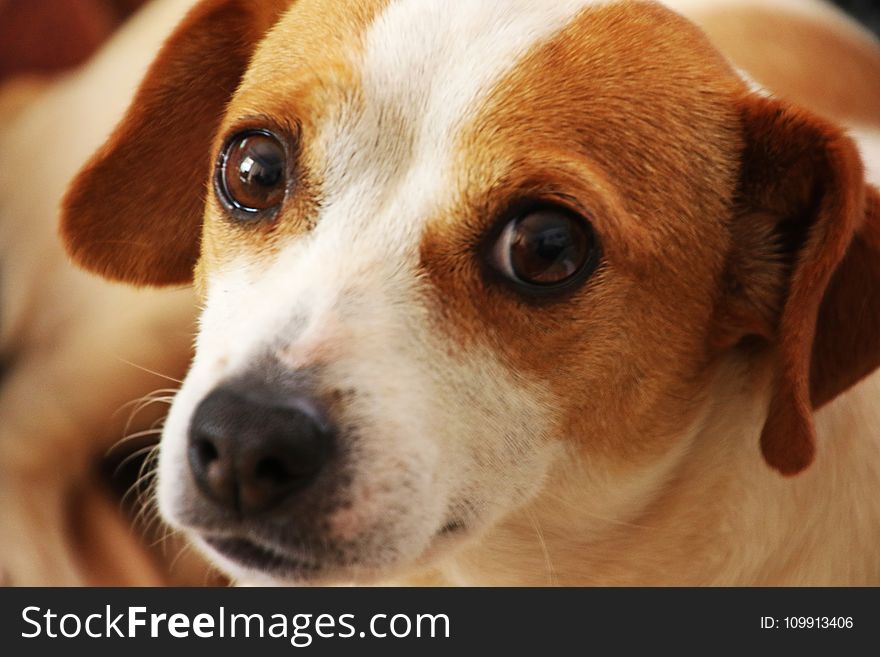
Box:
61;0;880;584
163;0;743;583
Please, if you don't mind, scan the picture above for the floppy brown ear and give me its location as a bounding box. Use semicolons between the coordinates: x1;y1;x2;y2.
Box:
60;0;291;285
722;94;880;475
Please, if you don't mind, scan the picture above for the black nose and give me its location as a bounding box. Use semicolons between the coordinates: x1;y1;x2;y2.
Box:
187;385;334;516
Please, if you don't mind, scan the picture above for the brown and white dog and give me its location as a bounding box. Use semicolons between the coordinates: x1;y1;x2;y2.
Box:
52;0;880;585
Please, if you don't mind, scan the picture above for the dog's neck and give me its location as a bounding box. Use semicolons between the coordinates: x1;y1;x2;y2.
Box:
429;356;880;586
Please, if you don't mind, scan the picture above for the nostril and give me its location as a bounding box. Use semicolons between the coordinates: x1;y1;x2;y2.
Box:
194;438;219;466
254;456;291;485
188;433;238;510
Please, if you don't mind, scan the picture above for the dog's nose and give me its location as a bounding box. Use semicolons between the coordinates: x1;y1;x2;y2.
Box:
187;385;333;515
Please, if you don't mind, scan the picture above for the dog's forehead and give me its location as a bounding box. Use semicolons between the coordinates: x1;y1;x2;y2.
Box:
314;0;619;228
246;0;613;95
234;0;730;135
214;0;615;259
215;0;740;278
351;0;609;147
238;0;616;173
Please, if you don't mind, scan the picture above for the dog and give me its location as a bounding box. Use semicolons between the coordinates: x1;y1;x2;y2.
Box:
49;0;880;585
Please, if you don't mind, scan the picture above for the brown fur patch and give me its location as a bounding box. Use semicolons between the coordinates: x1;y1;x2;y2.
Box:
421;2;746;465
421;1;880;475
61;0;293;286
197;0;391;283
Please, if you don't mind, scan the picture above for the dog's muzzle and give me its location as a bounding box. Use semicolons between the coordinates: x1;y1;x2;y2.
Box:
166;362;445;582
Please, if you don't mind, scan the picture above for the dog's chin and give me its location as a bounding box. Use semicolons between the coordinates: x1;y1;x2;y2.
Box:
188;520;470;586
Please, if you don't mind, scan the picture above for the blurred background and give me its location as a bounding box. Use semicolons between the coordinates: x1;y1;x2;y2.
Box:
0;0;148;83
832;0;879;35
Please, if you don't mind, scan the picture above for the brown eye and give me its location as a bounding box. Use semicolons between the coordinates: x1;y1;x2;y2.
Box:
216;129;287;219
490;206;598;291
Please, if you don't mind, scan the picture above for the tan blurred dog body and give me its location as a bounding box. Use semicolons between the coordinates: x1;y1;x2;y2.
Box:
0;0;198;585
4;0;880;585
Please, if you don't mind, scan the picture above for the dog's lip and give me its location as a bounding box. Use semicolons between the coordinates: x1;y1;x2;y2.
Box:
203;535;318;572
197;517;469;579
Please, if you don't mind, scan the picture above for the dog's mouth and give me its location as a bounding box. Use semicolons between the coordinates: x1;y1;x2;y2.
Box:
203;535;321;574
198;517;468;582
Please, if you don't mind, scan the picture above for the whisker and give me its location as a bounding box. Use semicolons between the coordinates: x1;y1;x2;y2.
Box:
116;390;177;434
106;428;163;459
169;542;195;574
116;358;183;384
526;508;557;586
113;388;179;462
133;503;160;536
112;444;160;480
123;464;158;511
140;512;168;546
543;489;656;531
117;389;180;414
117;395;176;422
151;524;178;556
122;445;161;518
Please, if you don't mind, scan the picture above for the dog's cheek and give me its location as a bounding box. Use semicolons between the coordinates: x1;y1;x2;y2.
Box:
314;318;558;547
316;353;450;537
417;341;562;530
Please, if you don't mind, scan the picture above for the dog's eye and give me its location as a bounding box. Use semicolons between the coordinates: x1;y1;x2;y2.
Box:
216;130;287;218
489;206;598;291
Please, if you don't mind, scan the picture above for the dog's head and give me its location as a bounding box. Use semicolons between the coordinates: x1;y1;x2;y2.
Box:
61;0;880;583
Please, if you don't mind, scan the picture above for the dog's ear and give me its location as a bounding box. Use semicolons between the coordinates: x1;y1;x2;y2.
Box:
718;93;880;475
60;0;291;285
